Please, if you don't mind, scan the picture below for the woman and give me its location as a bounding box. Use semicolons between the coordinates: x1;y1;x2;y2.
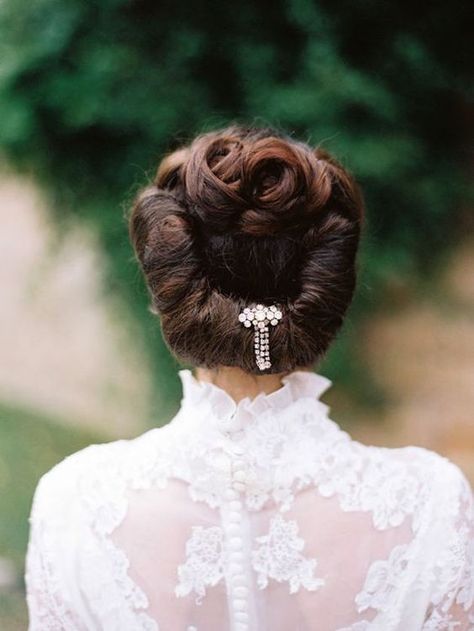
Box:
25;125;473;630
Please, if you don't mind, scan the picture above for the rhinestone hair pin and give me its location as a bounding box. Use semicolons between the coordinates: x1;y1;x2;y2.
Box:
238;303;283;371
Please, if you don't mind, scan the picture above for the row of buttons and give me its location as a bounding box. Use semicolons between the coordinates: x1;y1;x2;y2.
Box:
224;442;250;631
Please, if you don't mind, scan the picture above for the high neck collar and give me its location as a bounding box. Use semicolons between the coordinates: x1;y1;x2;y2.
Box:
177;368;332;433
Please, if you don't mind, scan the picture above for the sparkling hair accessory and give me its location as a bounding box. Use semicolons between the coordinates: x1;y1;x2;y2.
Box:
238;303;283;371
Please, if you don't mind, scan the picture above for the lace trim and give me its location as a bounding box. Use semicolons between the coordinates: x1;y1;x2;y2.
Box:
25;516;82;631
354;543;413;613
77;444;159;630
422;468;474;629
170;398;434;534
175;514;325;603
251;514;325;593
339;461;474;630
175;526;225;605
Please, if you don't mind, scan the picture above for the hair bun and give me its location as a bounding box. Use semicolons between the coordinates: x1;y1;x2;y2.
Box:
130;124;364;374
180;127;336;236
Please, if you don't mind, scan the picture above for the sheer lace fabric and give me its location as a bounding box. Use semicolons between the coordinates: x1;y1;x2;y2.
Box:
25;369;474;630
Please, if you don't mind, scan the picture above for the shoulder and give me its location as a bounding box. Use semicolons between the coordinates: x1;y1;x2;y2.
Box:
29;440;120;523
379;443;473;524
358;439;471;490
343;439;473;531
388;444;472;494
29;428;161;525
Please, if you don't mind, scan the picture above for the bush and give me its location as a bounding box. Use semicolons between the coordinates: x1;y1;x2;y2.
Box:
0;0;471;394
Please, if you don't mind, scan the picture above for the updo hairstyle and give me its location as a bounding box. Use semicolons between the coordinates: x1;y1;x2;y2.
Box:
129;124;364;374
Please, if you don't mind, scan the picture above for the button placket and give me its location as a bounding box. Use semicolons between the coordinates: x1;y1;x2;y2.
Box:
221;442;252;631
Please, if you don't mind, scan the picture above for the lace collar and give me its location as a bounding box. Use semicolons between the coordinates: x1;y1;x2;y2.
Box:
177;368;333;434
163;367;344;511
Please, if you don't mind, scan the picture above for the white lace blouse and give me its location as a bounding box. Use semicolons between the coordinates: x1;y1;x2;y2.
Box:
25;368;474;630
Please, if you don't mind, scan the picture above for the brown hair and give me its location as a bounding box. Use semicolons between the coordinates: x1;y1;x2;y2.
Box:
129;124;364;374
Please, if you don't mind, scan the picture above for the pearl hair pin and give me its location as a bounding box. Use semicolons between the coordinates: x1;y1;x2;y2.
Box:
238;303;283;371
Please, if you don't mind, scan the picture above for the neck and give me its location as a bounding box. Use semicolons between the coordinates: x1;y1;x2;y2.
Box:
193;365;313;404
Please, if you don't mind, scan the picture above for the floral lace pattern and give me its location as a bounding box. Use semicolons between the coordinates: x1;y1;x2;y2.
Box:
25;515;82;631
175;526;225;605
174;514;325;603
25;368;474;630
421;468;474;630
80;535;158;631
251;514;325;593
354;543;412;613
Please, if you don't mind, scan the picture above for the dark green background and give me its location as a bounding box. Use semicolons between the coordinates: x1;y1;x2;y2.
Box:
0;0;472;409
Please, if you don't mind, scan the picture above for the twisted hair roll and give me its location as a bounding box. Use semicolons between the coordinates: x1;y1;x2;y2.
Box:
129;124;364;374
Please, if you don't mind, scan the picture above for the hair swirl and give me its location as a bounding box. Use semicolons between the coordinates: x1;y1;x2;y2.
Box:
129;124;364;374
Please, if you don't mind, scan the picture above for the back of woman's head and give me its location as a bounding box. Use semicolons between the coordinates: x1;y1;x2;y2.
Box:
129;124;364;374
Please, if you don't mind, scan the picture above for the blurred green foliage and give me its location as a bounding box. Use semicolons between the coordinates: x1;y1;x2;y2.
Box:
0;405;105;626
0;404;105;569
0;0;471;397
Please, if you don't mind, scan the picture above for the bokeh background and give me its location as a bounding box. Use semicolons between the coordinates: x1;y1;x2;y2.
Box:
0;1;472;626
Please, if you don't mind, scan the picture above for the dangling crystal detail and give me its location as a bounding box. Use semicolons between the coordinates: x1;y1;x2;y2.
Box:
238;304;283;371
